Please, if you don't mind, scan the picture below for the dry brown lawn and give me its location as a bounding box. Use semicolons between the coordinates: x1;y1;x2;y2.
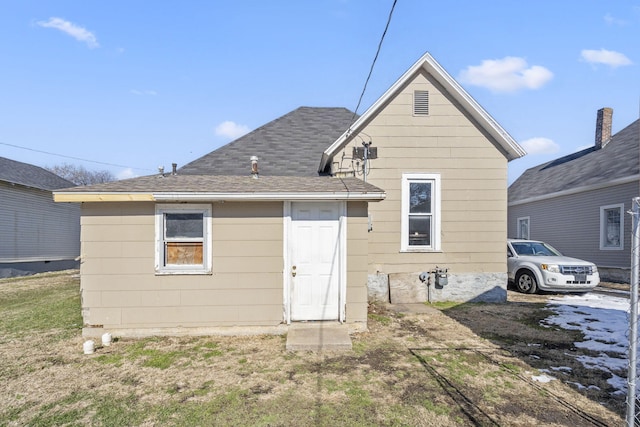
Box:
0;271;625;426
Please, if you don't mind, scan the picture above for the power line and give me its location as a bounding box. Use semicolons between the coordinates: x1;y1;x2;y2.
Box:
0;141;155;172
349;0;398;126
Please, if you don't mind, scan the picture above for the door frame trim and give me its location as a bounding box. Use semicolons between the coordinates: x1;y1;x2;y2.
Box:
283;201;346;324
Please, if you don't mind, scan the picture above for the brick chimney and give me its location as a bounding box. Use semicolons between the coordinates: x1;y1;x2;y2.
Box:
595;107;613;149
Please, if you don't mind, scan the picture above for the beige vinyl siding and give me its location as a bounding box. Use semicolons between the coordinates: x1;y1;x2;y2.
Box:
346;201;369;322
508;181;637;268
348;70;508;275
80;201;284;330
0;181;80;262
80;199;371;332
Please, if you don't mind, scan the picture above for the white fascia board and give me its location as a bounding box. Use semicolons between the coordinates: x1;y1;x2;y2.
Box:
319;52;526;172
508;175;639;206
423;55;526;161
55;191;386;202
152;192;386;202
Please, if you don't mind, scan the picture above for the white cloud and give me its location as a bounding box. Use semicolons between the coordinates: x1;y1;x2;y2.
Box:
215;121;250;139
130;89;158;96
36;17;99;49
604;13;627;26
458;57;553;93
520;137;560;155
581;49;632;68
116;168;137;180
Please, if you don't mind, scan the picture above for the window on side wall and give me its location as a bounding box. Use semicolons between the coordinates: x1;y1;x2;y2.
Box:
155;204;212;274
401;173;441;251
600;204;624;250
517;217;530;239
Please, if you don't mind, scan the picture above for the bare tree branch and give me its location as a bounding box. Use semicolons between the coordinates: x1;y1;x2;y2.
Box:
46;163;116;186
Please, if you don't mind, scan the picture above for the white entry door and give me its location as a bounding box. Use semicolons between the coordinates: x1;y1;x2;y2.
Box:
290;202;342;321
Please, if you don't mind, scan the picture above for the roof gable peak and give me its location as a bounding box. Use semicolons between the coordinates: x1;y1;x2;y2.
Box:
319;52;525;172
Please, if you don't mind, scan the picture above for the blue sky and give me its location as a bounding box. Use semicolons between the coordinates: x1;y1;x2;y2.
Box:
1;1;638;184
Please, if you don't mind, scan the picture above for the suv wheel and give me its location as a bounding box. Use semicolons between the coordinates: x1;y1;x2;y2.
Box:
515;271;538;294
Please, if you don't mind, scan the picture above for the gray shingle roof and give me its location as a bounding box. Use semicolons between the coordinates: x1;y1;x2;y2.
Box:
509;119;640;202
55;174;384;198
0;156;76;190
179;106;356;176
53;106;386;200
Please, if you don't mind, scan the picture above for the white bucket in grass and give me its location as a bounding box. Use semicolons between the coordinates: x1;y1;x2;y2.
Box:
101;333;112;347
83;340;95;355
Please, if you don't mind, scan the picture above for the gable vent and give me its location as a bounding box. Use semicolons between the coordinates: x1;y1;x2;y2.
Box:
413;90;429;116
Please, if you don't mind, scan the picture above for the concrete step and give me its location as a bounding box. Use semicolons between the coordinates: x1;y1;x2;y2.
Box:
286;322;352;352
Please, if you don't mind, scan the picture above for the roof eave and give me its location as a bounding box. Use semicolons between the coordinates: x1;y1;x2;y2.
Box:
54;191;387;203
319;52;526;172
53;192;155;202
508;174;640;206
153;192;386;202
2;179;55;192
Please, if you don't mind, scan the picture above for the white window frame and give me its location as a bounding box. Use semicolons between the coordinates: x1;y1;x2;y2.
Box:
155;203;212;274
600;203;624;250
401;173;441;252
517;216;530;239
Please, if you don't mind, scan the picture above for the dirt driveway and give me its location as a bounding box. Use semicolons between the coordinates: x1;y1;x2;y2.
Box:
0;272;626;426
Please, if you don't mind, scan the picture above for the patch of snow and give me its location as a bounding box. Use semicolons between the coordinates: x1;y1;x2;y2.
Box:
532;374;556;383
608;374;628;394
566;381;586;390
543;293;637;395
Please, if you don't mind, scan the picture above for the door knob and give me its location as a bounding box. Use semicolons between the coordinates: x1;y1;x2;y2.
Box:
292;265;296;277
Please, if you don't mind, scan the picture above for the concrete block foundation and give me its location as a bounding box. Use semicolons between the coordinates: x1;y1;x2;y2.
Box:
370;272;508;304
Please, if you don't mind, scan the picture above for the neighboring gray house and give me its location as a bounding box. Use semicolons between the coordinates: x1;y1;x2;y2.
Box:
0;156;80;277
508;108;640;282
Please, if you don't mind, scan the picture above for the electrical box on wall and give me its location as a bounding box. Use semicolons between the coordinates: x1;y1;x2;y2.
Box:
353;146;378;160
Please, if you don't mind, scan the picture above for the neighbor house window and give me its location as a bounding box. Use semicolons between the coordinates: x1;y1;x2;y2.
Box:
600;204;624;250
517;217;530;239
155;204;212;274
401;173;441;251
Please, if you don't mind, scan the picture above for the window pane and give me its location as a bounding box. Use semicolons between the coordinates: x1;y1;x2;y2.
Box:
166;213;203;238
408;216;431;246
518;219;529;239
166;242;203;265
409;182;431;214
604;208;621;247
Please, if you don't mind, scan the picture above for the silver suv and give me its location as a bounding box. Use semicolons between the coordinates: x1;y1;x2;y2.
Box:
507;239;599;294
